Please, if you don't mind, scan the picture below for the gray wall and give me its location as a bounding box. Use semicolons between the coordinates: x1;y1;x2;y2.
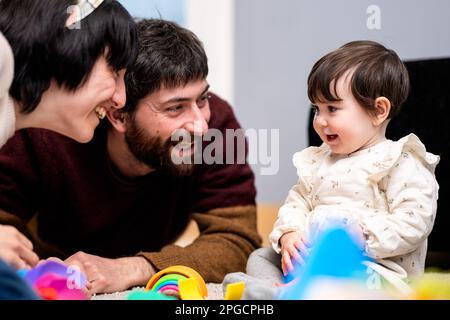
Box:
234;0;450;203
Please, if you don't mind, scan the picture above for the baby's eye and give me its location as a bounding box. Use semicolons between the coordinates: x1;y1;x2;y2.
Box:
311;105;319;114
197;94;210;108
328;106;338;113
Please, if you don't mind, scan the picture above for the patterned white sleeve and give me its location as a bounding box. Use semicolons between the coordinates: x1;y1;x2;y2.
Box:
269;180;312;253
360;149;439;259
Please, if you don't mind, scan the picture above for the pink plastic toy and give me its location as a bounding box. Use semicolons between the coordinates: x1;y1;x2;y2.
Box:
21;261;88;300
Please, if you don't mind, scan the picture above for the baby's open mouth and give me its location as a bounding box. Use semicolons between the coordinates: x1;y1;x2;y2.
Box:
326;134;338;142
95;107;106;120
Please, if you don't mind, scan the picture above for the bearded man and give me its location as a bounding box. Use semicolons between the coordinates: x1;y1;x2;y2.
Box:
0;19;261;295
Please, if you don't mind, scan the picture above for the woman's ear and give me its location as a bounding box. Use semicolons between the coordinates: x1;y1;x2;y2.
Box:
106;109;128;133
372;97;391;126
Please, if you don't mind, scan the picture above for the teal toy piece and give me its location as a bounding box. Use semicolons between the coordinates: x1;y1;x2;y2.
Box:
127;290;177;300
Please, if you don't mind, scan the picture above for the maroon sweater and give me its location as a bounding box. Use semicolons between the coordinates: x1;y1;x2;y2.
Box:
0;94;261;282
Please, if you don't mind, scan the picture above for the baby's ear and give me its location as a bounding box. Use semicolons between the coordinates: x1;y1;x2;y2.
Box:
106;109;128;133
372;97;391;126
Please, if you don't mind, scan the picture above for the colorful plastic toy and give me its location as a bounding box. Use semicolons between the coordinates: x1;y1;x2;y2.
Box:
178;278;204;300
409;273;450;300
224;281;245;300
151;273;186;296
278;226;369;299
19;261;88;300
127;290;177;300
145;265;208;300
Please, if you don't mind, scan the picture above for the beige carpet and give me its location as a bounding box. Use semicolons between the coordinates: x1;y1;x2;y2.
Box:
92;283;224;300
91;272;450;300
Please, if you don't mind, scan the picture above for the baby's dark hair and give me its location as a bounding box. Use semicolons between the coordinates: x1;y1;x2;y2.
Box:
307;40;410;118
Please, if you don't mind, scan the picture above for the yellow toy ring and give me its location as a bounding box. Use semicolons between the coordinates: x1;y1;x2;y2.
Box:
145;265;208;298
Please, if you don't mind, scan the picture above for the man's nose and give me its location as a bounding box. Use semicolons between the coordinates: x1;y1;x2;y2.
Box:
185;106;209;135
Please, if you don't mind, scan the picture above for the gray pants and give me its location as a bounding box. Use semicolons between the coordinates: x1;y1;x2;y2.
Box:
222;247;283;300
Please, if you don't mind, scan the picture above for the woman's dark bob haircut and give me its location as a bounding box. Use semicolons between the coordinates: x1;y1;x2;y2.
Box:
0;0;138;113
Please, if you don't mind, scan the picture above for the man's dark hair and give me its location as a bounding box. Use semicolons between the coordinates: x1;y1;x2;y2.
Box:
0;0;138;113
123;19;208;115
308;40;410;118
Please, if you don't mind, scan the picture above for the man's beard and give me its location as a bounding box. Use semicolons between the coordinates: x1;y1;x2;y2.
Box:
124;118;197;176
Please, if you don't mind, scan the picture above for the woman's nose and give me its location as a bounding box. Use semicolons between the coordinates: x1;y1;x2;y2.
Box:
110;76;126;109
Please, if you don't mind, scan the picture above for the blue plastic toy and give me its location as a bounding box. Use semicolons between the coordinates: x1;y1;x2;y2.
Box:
278;226;369;299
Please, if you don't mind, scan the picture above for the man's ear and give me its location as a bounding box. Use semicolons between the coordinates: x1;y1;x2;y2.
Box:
372;97;391;126
106;109;128;133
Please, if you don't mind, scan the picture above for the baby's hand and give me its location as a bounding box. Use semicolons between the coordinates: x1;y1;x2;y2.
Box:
279;231;310;276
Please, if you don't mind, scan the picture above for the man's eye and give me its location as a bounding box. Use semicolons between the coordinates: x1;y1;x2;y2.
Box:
197;94;210;108
168;105;184;112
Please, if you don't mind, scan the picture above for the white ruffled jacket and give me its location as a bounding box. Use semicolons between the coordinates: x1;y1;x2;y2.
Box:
270;134;440;290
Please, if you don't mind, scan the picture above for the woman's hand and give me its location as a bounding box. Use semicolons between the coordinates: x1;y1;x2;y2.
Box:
0;224;39;269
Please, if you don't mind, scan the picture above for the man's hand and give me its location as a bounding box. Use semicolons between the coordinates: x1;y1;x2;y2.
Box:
279;231;310;276
0;224;39;269
64;252;155;296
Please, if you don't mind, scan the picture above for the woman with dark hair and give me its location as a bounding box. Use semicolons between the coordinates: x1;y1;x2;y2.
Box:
0;0;138;273
0;0;138;144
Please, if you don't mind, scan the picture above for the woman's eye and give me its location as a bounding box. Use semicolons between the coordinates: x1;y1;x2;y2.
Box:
197;94;210;108
109;68;120;78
